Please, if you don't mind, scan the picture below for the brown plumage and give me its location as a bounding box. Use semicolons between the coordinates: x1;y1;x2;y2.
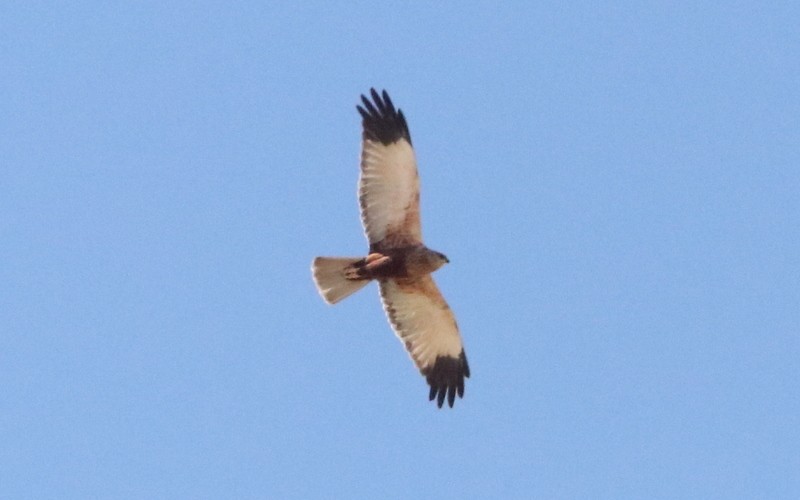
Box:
311;89;469;408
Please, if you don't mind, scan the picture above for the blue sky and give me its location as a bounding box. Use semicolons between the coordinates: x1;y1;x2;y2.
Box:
2;2;798;498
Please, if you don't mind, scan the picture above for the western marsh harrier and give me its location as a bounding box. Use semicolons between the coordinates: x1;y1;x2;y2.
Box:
311;89;470;408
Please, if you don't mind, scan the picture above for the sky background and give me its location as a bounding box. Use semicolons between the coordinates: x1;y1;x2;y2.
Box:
2;2;799;498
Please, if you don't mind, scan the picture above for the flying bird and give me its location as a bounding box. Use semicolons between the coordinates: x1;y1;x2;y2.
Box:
311;89;470;408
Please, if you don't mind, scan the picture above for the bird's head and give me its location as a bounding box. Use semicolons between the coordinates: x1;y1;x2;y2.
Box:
411;246;450;274
431;250;450;270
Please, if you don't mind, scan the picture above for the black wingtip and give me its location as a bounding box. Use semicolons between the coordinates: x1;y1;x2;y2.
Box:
424;350;470;409
357;88;412;146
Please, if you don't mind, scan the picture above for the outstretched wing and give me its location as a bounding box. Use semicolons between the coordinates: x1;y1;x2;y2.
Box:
357;89;422;250
379;276;470;408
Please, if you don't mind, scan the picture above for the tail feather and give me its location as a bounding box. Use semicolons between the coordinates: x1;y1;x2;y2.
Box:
311;257;370;304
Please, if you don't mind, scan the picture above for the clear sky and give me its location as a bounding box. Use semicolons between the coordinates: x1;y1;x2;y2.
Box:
2;2;798;498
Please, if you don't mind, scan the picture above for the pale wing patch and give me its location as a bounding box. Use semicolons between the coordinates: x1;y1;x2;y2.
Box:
359;139;422;246
379;276;462;372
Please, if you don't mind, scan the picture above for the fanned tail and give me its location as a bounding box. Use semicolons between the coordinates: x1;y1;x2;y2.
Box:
311;257;371;304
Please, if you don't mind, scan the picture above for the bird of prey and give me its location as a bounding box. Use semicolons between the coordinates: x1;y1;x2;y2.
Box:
311;89;470;408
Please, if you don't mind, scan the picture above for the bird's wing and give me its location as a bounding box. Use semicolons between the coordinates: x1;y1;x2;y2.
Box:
379;275;470;407
357;89;422;250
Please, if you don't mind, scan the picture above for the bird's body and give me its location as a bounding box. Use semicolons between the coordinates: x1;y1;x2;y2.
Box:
311;89;469;408
341;246;448;281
